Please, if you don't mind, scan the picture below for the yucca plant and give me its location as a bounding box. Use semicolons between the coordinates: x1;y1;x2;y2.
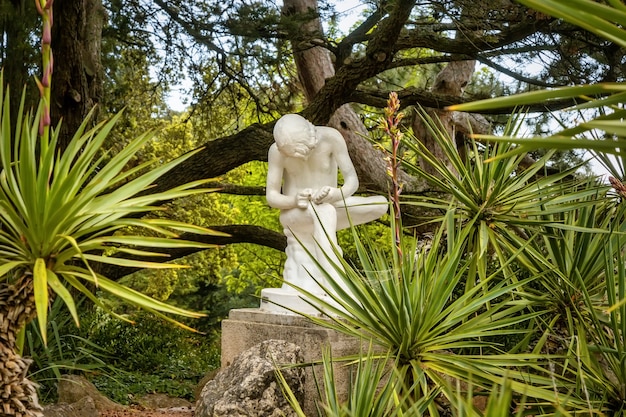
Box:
292;207;588;415
0;82;222;416
400;108;602;293
508;195;619;344
277;344;439;417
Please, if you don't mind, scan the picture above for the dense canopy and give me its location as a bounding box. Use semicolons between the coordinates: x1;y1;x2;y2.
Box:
0;0;623;276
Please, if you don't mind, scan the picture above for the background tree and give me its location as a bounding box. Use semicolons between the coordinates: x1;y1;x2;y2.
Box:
1;0;623;271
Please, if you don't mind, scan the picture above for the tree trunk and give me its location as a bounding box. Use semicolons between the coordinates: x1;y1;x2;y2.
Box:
0;0;39;121
282;0;427;195
412;1;491;177
51;0;105;151
0;280;42;417
412;59;478;176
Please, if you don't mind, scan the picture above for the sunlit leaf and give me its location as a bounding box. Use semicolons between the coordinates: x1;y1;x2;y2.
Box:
33;258;48;345
447;84;623;112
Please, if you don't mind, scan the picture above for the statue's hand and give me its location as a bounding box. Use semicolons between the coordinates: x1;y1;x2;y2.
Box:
296;188;312;208
312;186;333;204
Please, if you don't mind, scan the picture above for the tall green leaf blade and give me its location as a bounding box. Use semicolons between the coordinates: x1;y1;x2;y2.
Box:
33;258;49;345
448;84;622;112
45;270;79;327
518;0;626;47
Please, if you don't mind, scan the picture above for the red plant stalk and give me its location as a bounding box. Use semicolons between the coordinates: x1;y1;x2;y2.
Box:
35;0;54;142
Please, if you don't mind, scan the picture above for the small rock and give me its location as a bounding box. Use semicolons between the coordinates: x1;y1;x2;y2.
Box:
43;396;98;417
58;374;124;412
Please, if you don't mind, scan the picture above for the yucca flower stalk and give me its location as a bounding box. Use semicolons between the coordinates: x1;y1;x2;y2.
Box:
379;92;404;264
34;0;53;141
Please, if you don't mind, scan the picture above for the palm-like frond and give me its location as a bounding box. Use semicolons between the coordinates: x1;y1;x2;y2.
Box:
0;81;221;342
293;211;583;415
401;109;603;291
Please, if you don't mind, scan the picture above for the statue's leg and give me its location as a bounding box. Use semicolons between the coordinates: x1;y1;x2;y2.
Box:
335;195;388;231
282;228;325;293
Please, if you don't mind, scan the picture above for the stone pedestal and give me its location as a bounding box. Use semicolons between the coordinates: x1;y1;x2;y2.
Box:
259;287;343;315
221;308;362;416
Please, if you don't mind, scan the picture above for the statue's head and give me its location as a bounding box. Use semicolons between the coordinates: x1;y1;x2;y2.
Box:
273;114;318;159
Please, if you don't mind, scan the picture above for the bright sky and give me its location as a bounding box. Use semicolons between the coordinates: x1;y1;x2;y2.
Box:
166;0;365;111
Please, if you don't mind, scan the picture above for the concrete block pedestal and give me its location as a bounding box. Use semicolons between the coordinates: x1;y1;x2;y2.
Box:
221;308;363;416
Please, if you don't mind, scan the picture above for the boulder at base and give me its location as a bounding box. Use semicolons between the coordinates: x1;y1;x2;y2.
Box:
43;396;98;417
196;339;305;417
57;374;124;412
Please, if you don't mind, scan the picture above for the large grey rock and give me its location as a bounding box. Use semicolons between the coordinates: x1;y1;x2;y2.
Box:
196;340;305;417
43;396;98;417
57;374;124;412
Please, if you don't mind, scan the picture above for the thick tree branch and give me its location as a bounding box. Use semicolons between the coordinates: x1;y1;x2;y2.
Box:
147;122;274;195
348;87;589;115
98;224;287;280
396;19;551;56
303;0;415;125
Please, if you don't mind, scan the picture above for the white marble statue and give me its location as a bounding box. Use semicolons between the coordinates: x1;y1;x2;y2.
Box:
261;113;388;314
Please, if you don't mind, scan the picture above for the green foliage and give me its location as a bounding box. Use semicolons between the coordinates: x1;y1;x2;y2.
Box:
83;309;220;403
84;309;218;374
0;77;231;345
23;298;110;403
219;161;284;293
277;0;626;403
26;299;222;405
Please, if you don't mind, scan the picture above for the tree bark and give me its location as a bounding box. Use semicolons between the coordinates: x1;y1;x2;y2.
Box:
412;2;494;176
412;59;479;176
283;0;428;194
51;0;105;151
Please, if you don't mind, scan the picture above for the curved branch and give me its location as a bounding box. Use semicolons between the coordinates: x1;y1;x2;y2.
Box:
396;18;551;56
148;122;274;195
348;87;589;114
98;225;287;280
475;55;560;88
